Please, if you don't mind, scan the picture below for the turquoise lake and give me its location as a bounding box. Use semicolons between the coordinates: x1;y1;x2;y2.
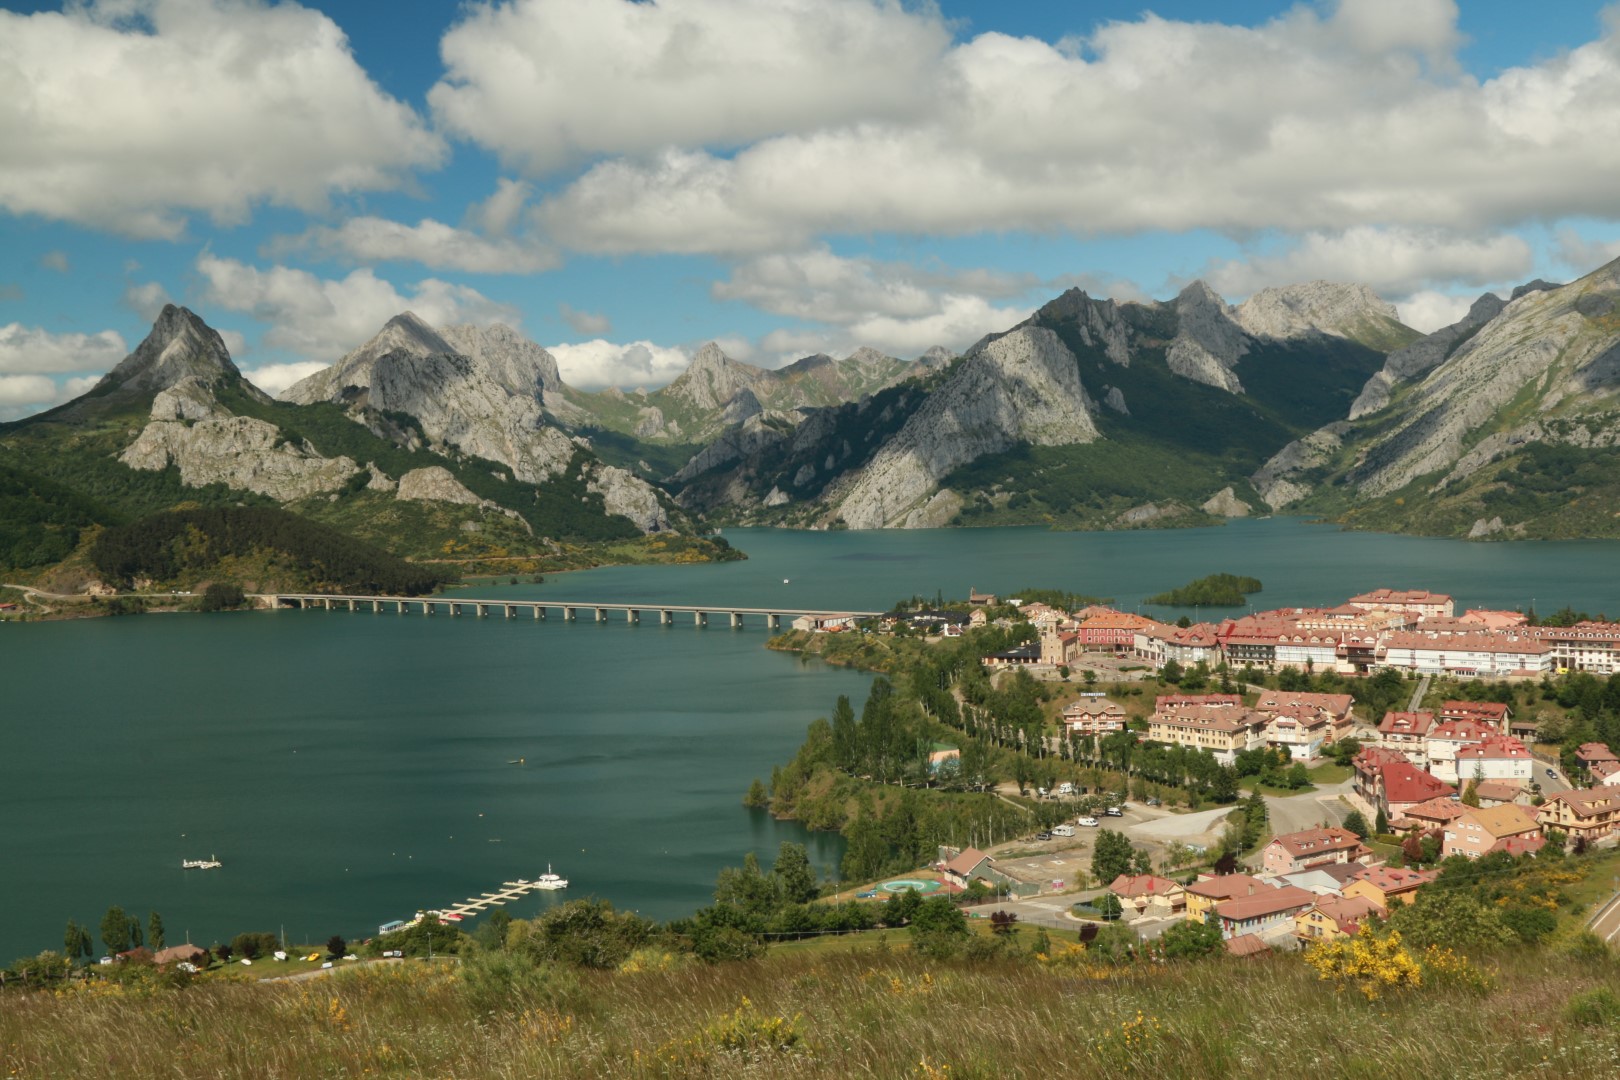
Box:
3;518;1619;962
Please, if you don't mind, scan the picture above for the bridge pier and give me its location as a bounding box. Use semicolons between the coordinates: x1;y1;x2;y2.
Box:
534;605;544;620
595;607;606;622
503;604;513;619
768;613;781;630
694;611;707;627
626;608;639;623
564;606;577;622
661;609;673;625
730;612;742;629
477;603;489;618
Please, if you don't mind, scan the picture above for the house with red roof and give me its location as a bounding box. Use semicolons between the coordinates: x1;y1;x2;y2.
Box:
1348;589;1455;620
1295;895;1385;943
1353;747;1456;821
1425;719;1506;784
1439;700;1512;733
1449;736;1534;788
1378;710;1436;765
1212;885;1317;940
1343;866;1438;908
1261;827;1370;876
1538;789;1620;847
1184;874;1270;924
1107;874;1186;918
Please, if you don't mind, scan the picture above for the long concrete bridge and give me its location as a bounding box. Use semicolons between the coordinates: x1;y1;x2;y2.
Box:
255;592;882;630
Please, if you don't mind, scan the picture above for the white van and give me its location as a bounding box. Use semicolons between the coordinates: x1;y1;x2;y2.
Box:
1051;824;1075;837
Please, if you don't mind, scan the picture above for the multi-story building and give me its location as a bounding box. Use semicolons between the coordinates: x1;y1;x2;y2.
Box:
1061;697;1128;737
1378;711;1436;765
1527;621;1620;675
1076;612;1159;653
1347;589;1455;621
1145;706;1268;765
1376;631;1552;678
1438;700;1512;734
1261;827;1369;876
1450;736;1534;789
1442;804;1541;860
1425;718;1505;784
1537;789;1620;846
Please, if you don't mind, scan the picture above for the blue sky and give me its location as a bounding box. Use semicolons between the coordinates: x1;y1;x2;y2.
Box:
4;0;1620;417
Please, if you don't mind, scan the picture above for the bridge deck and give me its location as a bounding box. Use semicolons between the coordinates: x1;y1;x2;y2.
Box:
255;593;880;618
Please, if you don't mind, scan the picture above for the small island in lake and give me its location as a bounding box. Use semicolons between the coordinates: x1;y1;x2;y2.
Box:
1145;573;1262;607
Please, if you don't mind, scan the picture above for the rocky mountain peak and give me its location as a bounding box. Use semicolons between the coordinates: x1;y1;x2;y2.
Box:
1233;281;1404;342
367;311;457;360
439;322;564;397
94;304;261;399
845;346;894;369
663;342;765;412
1165;280;1248;393
1512;278;1563;301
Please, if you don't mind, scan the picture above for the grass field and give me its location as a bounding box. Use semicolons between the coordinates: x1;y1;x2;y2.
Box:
6;937;1620;1079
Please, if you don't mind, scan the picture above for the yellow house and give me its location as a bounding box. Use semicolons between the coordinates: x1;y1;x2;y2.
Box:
1183;874;1268;924
1295;896;1384;943
1342;866;1437;909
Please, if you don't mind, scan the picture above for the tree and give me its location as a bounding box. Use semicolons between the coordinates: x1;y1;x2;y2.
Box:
1285;762;1310;790
886;887;923;926
99;906;133;956
909;894;968;956
63;920;92;964
1091;829;1135;884
773;842;819;904
213;941;233;963
1095;893;1124;921
1342;810;1371;840
147;911;165;952
326;935;347;960
1375;808;1390;835
989;910;1019;937
1159;916;1223;960
1129;849;1153;876
1385;890;1516;950
1462;777;1481;808
742;778;769;808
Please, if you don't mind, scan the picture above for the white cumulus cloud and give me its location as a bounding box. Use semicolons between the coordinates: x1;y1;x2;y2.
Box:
520;2;1620;263
430;0;951;173
272;216;558;273
546;339;692;390
1199;227;1535;300
242;360;328;396
195;253;520;364
0;0;443;239
0;323;129;375
1397;290;1490;333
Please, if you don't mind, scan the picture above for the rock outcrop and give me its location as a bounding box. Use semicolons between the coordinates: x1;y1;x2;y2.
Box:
122;412;357;501
660;343;767;413
587;463;669;532
1200;486;1251;518
395;466;484;505
827;326;1100;528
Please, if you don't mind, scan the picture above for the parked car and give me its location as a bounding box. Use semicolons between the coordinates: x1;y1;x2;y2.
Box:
1547;768;1559;778
1036;831;1053;841
1105;806;1123;817
1052;824;1075;837
1078;816;1100;827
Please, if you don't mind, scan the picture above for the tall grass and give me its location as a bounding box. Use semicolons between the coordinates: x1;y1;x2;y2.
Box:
3;945;1620;1078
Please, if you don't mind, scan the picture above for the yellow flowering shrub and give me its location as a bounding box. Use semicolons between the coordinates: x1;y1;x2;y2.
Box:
656;997;807;1069
1303;927;1423;1001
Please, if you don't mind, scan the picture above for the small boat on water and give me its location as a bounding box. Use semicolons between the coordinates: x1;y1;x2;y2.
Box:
182;856;222;870
535;863;568;890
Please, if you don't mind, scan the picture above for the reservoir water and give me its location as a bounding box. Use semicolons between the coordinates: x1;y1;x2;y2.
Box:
4;518;1620;962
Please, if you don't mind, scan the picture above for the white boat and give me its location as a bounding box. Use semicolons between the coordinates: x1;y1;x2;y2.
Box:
535;863;568;890
182;856;223;870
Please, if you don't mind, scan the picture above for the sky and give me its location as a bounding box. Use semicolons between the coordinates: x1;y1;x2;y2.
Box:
5;0;1620;419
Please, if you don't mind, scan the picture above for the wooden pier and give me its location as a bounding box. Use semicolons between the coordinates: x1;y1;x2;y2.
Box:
433;879;549;920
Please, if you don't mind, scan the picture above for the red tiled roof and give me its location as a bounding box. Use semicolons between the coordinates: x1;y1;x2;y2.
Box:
1349;866;1438;894
1225;933;1272;957
1403;797;1469;823
1215;885;1317;922
1577;742;1619;764
943;847;991;877
1109;874;1181;899
1379;711;1435;736
1184;874;1267;901
1381;762;1456;805
1302;895;1385;933
1267;828;1363;860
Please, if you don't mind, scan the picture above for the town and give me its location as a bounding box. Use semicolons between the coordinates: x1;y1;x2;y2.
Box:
797;587;1620;957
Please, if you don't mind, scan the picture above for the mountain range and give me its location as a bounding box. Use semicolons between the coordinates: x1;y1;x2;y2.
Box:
5;259;1620;589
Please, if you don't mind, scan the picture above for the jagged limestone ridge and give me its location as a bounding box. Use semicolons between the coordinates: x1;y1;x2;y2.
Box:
826;326;1100;529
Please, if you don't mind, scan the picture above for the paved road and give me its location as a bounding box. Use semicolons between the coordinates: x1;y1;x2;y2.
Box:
1588;887;1620;943
1264;779;1353;837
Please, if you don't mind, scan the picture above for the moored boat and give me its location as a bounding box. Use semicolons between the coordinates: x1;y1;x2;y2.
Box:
535;863;568;890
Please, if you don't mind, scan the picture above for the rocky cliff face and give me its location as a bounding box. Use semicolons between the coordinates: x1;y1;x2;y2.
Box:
587;462;670;532
825;326;1100;528
660;343;767;413
1255;261;1620;514
1165;282;1249;392
1348;293;1508;419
